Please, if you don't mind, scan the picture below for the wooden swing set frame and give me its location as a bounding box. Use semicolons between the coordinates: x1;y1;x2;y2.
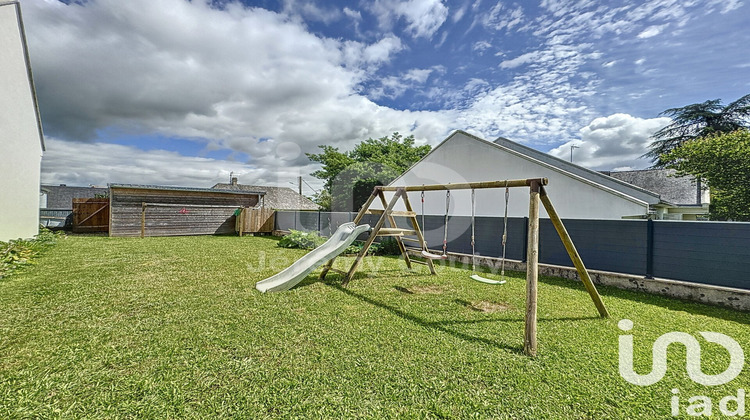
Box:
319;177;609;356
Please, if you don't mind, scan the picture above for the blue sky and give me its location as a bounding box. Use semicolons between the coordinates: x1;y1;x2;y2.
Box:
24;0;750;192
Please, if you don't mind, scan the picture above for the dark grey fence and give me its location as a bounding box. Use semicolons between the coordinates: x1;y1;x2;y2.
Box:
275;211;750;290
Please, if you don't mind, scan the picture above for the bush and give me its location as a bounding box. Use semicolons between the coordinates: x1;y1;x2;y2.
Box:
277;230;326;250
1;226;63;279
374;238;402;256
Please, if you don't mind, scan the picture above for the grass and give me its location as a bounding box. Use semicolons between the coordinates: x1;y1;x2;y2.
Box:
1;234;748;418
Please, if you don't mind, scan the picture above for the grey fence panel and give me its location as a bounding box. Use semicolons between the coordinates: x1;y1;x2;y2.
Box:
270;211;750;290
471;217;527;261
274;211;297;231
652;221;750;289
539;219;648;276
295;211;320;232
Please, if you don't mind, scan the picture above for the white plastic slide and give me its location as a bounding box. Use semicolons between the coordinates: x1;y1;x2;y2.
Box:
255;222;372;293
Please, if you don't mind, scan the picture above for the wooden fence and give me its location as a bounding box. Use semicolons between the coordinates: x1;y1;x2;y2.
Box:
72;198;109;233
236;207;275;235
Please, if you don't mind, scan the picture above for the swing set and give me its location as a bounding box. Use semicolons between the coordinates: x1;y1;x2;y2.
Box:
319;177;609;356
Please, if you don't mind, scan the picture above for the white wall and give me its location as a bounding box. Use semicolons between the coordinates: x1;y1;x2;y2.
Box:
0;2;44;241
385;132;649;220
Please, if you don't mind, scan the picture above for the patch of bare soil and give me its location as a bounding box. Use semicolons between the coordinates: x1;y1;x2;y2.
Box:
404;285;445;294
468;300;510;313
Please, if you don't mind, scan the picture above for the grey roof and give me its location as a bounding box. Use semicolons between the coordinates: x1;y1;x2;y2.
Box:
109;183;264;196
213;183;320;210
490;134;662;205
607;169;702;206
40;185;108;209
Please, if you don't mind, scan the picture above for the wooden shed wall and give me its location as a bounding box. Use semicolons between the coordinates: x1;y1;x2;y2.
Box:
109;188;259;237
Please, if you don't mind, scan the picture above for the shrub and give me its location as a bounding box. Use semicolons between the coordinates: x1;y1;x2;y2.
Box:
374;238;402;256
277;229;326;250
1;226;63;279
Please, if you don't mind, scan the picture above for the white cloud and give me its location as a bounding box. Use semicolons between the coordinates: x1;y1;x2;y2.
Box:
499;51;542;69
547;114;672;170
367;0;448;39
24;1;443;156
282;0;342;24
40;138;312;189
637;24;667;39
483;2;526;32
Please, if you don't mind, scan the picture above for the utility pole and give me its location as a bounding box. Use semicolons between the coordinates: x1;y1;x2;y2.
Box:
298;176;303;195
570;145;580;163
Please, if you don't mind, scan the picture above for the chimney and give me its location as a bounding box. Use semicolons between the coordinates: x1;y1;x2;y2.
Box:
231;177;238;186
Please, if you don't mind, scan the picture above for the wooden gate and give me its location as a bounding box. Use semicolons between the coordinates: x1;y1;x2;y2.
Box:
237;207;275;235
72;198;109;233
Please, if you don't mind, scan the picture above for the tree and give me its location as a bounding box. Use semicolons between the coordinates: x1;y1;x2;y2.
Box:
306;133;432;211
660;130;750;221
645;94;750;165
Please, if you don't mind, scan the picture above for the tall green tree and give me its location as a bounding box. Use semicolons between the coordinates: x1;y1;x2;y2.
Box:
660;130;750;221
645;94;750;165
307;133;432;211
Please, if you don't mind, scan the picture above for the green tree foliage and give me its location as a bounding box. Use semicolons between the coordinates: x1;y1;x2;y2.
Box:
307;133;432;211
646;94;750;165
660;130;750;221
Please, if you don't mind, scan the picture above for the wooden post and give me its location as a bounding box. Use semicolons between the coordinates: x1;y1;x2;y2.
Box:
320;188;381;280
524;180;541;356
140;202;146;238
377;190;412;270
539;187;609;318
343;189;404;286
401;191;437;275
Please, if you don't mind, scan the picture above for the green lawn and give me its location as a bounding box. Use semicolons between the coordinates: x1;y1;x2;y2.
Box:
1;235;748;418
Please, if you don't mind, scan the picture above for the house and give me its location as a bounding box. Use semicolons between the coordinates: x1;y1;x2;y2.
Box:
108;184;264;237
39;185;109;229
40;185;109;209
0;1;45;241
212;178;319;210
606;169;710;220
384;130;664;220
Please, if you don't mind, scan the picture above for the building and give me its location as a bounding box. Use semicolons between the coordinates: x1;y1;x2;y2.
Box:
109;184;263;237
213;178;319;210
40;185;108;209
39;185;108;229
385;130;664;220
606;169;709;220
0;1;45;241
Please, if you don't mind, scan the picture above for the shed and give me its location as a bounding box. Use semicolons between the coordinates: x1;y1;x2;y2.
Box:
109;184;263;237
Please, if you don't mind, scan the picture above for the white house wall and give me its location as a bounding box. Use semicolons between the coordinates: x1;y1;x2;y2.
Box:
0;2;44;241
383;132;648;220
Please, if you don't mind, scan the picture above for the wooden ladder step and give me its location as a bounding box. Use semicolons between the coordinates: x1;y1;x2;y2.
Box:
401;237;421;243
365;209;417;217
377;228;417;236
410;260;430;266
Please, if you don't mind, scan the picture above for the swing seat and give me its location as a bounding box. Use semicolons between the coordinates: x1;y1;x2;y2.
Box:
421;250;448;260
470;274;506;285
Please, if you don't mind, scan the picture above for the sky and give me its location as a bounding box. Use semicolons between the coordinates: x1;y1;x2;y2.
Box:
23;0;750;194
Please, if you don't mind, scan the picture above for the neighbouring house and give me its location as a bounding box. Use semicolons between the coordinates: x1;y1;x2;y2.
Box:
0;1;45;241
39;185;109;228
605;169;710;220
383;130;666;220
108;184;264;237
213;178;319;210
40;184;108;209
